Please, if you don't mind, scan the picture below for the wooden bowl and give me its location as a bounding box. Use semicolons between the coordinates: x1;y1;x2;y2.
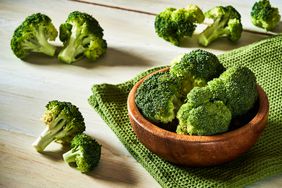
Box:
127;68;269;166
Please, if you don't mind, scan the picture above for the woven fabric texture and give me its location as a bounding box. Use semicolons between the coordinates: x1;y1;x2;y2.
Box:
89;36;282;188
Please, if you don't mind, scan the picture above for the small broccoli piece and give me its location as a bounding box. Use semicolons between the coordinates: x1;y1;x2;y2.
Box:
186;87;213;107
63;133;101;173
135;72;182;124
207;78;227;104
176;100;231;135
170;49;225;96
177;87;231;135
251;0;281;31
215;66;258;117
10;13;58;59
198;6;243;47
154;5;204;46
58;11;107;64
32;100;85;152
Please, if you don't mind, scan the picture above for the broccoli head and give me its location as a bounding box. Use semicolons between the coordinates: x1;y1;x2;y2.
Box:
154;5;204;46
32;100;85;152
176;100;231;136
170;49;225;96
176;66;258;135
63;133;101;173
217;66;258;117
251;0;281;31
177;87;231;135
135;71;182;124
10;13;58;59
58;11;107;64
198;6;243;46
207;77;227;104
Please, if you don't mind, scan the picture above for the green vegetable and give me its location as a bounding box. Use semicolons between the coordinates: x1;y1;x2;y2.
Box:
198;6;243;47
63;133;101;173
135;71;182;124
32;100;85;152
210;66;258;117
176;99;231;136
176;66;258;135
154;5;204;46
251;0;281;31
10;13;58;59
170;49;225;96
58;11;107;64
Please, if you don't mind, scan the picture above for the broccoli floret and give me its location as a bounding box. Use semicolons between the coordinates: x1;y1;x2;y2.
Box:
177;87;231;135
176;66;258;135
176;100;231;135
32;100;85;152
10;13;58;59
63;133;101;173
186;87;213;107
215;66;258;117
58;11;107;64
251;0;281;31
154;5;204;46
135;72;182;124
170;49;225;96
207;78;227;104
198;6;243;47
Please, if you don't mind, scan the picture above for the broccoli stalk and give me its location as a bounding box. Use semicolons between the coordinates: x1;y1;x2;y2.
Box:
32;100;85;152
251;0;281;31
63;133;101;173
58;11;107;64
63;149;80;163
198;6;243;47
10;13;58;59
154;5;204;46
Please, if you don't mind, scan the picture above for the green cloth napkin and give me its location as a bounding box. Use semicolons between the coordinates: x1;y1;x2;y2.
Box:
89;36;282;188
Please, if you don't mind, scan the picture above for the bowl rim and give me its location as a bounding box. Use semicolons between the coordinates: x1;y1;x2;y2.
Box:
127;67;269;143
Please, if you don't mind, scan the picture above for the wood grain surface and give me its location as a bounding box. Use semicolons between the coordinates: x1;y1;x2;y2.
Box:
0;0;281;187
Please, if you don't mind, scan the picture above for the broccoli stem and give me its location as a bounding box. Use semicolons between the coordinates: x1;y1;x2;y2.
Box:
63;149;81;164
198;19;226;47
36;30;57;56
58;26;85;64
32;119;65;152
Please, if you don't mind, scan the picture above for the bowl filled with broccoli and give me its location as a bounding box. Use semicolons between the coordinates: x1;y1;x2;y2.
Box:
127;49;269;167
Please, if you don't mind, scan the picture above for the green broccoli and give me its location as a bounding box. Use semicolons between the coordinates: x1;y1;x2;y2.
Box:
176;88;231;135
251;0;281;31
210;66;258;117
10;13;58;59
135;71;182;124
198;6;243;47
170;49;225;96
154;5;205;46
63;133;101;173
32;100;85;152
176;66;258;135
58;11;107;64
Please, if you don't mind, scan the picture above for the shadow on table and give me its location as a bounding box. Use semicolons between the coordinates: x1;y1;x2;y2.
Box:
23;47;153;69
38;145;70;161
180;31;269;51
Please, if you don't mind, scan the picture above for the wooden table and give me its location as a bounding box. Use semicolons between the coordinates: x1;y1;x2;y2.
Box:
1;0;281;187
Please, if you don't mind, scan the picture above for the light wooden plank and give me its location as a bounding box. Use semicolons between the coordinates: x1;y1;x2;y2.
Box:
0;129;160;188
80;0;282;34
